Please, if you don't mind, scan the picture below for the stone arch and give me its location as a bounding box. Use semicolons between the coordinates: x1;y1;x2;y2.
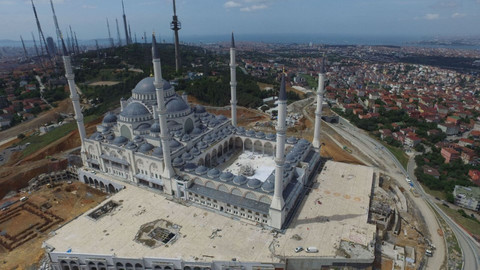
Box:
253;140;263;154
126;263;133;270
94;179;99;187
197;158;204;166
108;184;115;193
259;196;272;204
231;188;242;196
83;175;88;184
264;142;274;156
135;263;143;269
205;181;216;189
100;181;105;189
211;149;217;165
244;138;253;151
89;177;93;184
235;137;243;149
149;162;158;176
87;145;95;155
116;262;124;268
184;118;194;134
245;191;257;200
184;267;191;270
154;266;162;270
218;184;228;193
164;267;172;270
224;141;228;152
217;144;223;157
193;267;201;270
120;125;132;140
205;153;211;167
194;178;203;186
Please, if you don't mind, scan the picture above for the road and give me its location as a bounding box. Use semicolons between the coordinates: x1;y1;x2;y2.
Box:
323;116;447;270
408;158;480;270
36;75;53;109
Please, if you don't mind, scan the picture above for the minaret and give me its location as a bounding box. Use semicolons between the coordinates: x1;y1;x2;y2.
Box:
230;32;238;127
61;38;87;164
312;56;326;149
152;34;175;194
269;74;287;229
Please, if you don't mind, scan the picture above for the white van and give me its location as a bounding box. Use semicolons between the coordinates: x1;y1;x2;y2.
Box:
306;247;318;253
20;196;28;202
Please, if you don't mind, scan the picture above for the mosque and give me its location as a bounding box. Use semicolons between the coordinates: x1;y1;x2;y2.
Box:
73;34;325;230
39;33;377;270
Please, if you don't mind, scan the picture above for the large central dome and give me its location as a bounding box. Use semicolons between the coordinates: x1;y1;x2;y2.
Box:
132;77;171;95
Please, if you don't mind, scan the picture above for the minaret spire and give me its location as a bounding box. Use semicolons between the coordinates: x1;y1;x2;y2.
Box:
269;73;287;229
312;54;326;149
230;32;238;127
152;33;175;194
60;34;87;164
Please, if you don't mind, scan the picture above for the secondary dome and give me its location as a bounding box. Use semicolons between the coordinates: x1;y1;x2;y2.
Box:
120;102;150;118
166;97;189;113
102;112;117;123
132;77;171;94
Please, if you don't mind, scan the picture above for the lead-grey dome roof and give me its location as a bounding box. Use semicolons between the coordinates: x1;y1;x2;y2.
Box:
166;96;189;113
120;102;150;118
132;77;171;94
103;112;117;123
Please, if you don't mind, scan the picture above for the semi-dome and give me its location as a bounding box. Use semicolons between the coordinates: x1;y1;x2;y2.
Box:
133;135;144;144
112;136;128;145
181;152;193;160
207;168;221;179
120;102;150;118
195;165;208;175
166;97;189;113
190;147;200;156
102;112;117;123
132;77;171;94
233;175;248;185
287;137;298;144
136;123;151;131
170;139;182;149
138;143;154;153
220;172;234;182
125;141;137;150
247;178;262;189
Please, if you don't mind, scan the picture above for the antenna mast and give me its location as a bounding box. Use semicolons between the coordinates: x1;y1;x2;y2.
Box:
170;0;181;72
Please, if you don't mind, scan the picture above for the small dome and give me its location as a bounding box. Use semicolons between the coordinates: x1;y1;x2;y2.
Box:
150;122;161;133
266;133;276;140
181;134;191;142
284;163;293;171
182;152;193;160
195;165;208;175
184;163;197;172
190;147;201;156
220;172;234;182
152;147;163;157
195;105;206;113
166;97;189;113
233;175;248;185
287;137;298;144
247;178;262;189
112;136;128;146
102;112;117;123
106;134;115;141
191;127;202;135
120;102;150;118
299;138;310;145
207;168;221;179
197;141;208;149
133;135;144;144
246;130;255;137
170;139;182;149
138;143;154;153
172;157;184;167
255;131;265;138
286;153;297;163
89;132;100;139
125;141;137;150
208;119;219;127
261;181;274;193
236;127;246;135
217;115;227;121
94;134;104;141
174;130;184;138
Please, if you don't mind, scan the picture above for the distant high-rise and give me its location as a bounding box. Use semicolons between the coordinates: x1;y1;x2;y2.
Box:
170;0;181;72
46;36;56;55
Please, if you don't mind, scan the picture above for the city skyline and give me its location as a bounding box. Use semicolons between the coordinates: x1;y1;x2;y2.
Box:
0;0;479;42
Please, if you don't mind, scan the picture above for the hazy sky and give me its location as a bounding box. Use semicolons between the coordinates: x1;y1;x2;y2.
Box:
1;0;479;41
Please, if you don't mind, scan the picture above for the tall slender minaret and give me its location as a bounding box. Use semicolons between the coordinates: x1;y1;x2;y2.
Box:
312;55;326;149
152;34;175;194
60;37;87;164
230;32;237;127
269;74;287;229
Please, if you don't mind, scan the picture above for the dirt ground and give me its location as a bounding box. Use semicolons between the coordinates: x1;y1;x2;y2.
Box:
0;99;73;144
0;182;107;269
